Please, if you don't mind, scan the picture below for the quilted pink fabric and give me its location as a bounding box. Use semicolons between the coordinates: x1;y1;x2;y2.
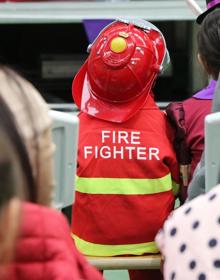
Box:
9;203;103;280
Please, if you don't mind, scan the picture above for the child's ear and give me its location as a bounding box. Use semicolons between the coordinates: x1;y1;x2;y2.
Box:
197;53;203;66
0;198;21;265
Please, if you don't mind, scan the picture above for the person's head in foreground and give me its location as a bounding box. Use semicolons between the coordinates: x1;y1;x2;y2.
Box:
72;19;170;123
0;66;54;206
0;65;53;276
0;93;35;277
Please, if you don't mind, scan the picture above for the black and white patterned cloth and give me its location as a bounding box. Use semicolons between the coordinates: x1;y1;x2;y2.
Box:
156;184;220;280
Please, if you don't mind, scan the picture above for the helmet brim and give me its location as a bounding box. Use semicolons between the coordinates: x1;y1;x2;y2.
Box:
72;61;151;123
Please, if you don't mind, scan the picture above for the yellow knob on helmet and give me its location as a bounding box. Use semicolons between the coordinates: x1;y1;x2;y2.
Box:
110;37;127;53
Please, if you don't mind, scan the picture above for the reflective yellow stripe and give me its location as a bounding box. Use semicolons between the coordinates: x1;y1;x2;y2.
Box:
76;173;174;195
72;234;159;256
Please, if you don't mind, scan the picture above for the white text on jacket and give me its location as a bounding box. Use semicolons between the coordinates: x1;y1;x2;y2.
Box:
84;130;160;160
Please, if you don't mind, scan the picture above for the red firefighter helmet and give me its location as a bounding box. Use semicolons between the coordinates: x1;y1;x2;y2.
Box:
72;19;169;123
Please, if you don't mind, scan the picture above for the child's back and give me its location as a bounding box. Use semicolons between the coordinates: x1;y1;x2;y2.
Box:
72;94;178;256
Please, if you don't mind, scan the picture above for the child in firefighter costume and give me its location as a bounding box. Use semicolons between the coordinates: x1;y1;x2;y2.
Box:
71;19;179;280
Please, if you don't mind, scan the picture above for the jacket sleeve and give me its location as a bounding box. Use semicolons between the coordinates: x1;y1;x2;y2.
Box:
166;102;192;165
166;103;193;203
163;118;180;197
187;153;206;201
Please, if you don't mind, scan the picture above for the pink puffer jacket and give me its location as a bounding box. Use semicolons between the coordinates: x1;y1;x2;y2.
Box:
9;202;103;280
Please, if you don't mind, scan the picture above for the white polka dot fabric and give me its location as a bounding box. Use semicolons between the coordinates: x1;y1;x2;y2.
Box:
156;184;220;280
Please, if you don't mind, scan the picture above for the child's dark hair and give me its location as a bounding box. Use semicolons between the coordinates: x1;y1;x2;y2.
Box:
197;8;220;80
0;91;37;203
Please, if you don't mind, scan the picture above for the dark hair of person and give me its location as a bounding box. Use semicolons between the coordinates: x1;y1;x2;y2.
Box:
197;8;220;80
0;94;37;203
0;160;14;207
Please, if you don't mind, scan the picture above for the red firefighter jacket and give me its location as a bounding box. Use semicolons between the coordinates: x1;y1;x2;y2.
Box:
72;95;179;257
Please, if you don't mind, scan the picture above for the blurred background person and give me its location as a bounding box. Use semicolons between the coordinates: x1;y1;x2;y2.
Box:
165;0;220;203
